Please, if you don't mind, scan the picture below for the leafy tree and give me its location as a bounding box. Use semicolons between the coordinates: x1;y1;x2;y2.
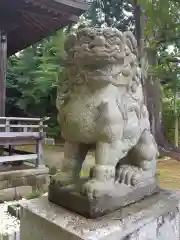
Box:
6;56;23;117
6;30;67;139
87;0;134;30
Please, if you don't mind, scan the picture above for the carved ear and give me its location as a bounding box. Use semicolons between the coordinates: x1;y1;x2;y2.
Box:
123;31;138;55
64;34;76;52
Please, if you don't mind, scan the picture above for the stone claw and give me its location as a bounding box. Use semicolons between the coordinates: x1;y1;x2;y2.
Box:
116;165;145;186
81;179;116;199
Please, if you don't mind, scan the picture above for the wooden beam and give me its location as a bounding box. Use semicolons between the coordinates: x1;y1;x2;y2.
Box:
22;3;81;24
0;117;42;121
0;154;37;163
0;124;48;128
26;0;90;11
0;132;44;139
8;19;71;56
0;140;37;146
53;0;90;11
3;147;34;155
0;30;7;117
20;7;79;22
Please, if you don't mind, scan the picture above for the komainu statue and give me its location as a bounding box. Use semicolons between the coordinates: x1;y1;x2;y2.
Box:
49;27;159;218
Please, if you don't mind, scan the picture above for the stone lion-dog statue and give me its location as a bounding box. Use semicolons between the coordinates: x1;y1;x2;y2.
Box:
54;27;159;201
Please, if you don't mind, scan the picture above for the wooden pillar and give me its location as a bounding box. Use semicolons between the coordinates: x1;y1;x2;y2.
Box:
0;30;7;117
36;119;45;167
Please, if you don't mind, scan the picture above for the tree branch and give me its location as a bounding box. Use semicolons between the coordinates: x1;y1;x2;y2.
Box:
158;57;180;64
166;58;180;63
156;36;180;45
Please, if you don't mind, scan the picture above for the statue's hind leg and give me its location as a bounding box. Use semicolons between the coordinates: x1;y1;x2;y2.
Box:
51;141;89;186
116;130;159;186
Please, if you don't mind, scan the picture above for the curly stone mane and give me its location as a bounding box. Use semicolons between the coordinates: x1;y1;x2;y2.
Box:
57;28;144;113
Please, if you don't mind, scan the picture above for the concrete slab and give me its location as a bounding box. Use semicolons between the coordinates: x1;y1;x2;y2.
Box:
20;189;180;240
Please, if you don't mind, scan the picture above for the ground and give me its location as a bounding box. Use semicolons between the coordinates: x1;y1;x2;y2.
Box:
158;158;180;189
17;144;180;190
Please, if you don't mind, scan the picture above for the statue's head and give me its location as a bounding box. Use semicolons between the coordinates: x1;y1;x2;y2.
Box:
64;27;138;68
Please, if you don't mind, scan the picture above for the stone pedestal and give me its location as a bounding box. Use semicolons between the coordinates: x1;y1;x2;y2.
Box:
20;189;180;240
48;177;158;218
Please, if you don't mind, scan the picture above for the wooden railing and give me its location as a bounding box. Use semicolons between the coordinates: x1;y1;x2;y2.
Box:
0;117;49;167
0;116;49;131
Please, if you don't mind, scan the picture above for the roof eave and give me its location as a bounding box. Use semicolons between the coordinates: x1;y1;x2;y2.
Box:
53;0;90;11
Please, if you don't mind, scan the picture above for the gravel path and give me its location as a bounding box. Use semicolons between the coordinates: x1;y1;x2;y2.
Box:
0;193;48;239
0;200;21;236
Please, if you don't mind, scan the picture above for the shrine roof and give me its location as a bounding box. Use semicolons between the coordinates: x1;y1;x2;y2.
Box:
0;0;90;56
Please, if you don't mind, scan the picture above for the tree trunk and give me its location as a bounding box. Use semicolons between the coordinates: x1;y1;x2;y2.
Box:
133;2;180;160
174;97;179;147
0;30;7;117
175;116;179;147
0;30;7;157
144;48;180;160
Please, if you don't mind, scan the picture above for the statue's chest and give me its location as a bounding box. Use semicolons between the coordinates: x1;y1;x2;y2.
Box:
66;86;118;112
62;86;119;128
60;86;122;142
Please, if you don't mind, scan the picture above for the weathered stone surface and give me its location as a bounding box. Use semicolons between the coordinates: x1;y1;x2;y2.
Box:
35;175;49;192
0;186;32;202
0;233;20;240
0;167;49;200
20;190;180;240
9;177;26;188
52;27;159;216
15;186;33;199
125;211;179;240
0;180;8;190
0;188;16;202
49;177;159;218
8;204;21;219
0;166;49;181
0;186;37;202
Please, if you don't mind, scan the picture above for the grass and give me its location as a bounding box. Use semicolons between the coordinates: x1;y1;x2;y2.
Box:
157;159;180;189
26;190;42;200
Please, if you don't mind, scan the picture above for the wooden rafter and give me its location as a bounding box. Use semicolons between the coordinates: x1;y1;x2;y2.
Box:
0;0;90;56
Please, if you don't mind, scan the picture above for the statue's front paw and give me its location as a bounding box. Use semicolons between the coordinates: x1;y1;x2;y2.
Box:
50;172;74;187
81;179;115;199
81;180;98;199
116;165;144;186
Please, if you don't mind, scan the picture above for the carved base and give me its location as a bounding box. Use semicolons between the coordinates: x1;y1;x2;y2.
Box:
48;177;159;218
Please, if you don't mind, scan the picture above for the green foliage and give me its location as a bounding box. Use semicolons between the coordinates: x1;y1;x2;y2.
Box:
25;190;42;200
86;0;134;30
87;0;180;45
163;98;180;144
6;30;67;139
